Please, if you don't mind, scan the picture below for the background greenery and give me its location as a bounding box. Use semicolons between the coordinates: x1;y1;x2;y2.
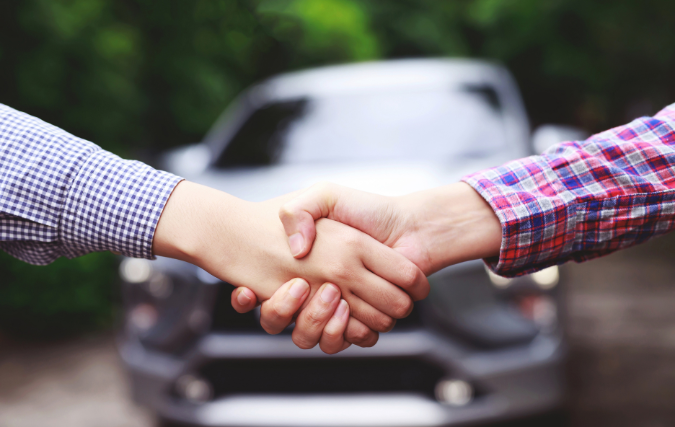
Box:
1;0;674;338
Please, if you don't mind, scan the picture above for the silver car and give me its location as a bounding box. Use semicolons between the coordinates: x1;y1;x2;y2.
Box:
118;59;578;426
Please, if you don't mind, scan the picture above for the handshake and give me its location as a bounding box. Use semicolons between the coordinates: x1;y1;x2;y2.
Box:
153;181;503;354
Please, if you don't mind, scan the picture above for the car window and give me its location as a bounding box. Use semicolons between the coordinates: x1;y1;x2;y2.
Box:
216;99;309;168
214;86;507;168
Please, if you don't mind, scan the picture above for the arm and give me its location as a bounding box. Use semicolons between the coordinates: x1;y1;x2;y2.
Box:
0;103;426;349
277;102;675;277
240;102;675;348
464;102;675;276
0;103;181;264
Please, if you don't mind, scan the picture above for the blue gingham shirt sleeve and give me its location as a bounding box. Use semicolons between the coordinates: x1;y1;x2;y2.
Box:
0;103;183;265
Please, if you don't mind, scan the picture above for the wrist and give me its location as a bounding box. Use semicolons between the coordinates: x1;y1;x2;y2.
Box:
404;182;502;273
153;181;247;267
154;182;297;298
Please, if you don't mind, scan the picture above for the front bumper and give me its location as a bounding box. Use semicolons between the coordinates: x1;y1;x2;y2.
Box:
121;330;565;426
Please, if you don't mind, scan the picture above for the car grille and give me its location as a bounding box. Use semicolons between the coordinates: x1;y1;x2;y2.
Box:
209;282;425;333
209;282;264;332
199;357;445;398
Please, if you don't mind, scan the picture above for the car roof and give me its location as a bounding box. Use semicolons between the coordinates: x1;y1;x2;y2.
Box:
253;58;510;101
201;58;529;159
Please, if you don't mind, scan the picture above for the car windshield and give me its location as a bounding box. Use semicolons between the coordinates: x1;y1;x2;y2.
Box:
215;85;508;168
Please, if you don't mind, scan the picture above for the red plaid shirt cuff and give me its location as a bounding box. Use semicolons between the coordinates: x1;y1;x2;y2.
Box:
463;103;675;277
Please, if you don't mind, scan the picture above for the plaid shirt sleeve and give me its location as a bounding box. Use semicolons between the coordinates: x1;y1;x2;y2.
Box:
463;102;675;277
0;103;183;265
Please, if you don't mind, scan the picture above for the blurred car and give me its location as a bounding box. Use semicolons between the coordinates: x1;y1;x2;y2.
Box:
118;59;582;426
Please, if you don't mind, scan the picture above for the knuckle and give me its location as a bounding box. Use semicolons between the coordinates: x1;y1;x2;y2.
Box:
314;181;334;195
375;315;396;333
260;304;286;334
260;319;280;335
269;299;288;318
392;296;413;319
292;334;317;350
322;326;342;342
328;263;353;282
319;342;339;355
348;327;370;344
302;307;327;329
349;328;378;347
260;316;282;335
341;230;362;248
398;263;420;289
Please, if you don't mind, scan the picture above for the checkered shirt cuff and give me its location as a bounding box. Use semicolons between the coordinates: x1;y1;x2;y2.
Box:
60;150;183;260
462;158;578;277
0;102;182;265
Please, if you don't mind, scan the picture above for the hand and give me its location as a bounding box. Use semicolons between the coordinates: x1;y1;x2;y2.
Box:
279;181;503;275
152;181;428;335
232;279;356;354
233;181;501;352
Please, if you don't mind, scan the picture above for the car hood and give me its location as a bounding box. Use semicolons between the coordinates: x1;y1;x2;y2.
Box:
179;158;507;202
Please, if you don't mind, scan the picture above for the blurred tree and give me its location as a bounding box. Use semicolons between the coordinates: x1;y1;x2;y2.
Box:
363;0;675;130
0;251;117;338
0;0;674;338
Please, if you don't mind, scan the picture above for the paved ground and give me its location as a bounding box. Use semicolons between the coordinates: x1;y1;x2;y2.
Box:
2;234;675;427
565;233;675;427
0;335;153;427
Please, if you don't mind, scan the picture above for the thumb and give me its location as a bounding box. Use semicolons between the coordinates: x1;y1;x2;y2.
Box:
231;287;259;313
279;182;342;258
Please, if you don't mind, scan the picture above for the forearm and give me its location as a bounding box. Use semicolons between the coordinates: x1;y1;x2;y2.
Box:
153;181;242;264
397;182;502;275
153;181;297;298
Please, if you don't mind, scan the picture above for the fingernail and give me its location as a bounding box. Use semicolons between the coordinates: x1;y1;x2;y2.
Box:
289;279;309;299
289;233;304;257
237;290;252;306
334;299;349;319
321;284;339;303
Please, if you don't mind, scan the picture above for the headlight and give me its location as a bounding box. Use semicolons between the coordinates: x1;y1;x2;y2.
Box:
435;379;473;406
147;273;174;299
119;258;153;283
530;266;559;289
485;265;560;290
485;266;512;288
426;261;562;348
118;257;219;352
128;303;159;331
427;264;539;348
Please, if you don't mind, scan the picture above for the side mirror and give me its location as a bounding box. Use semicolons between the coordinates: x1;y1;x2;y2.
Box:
531;125;588;155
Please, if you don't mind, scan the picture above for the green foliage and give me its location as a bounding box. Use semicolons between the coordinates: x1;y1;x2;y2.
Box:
257;0;380;63
0;0;674;339
364;0;675;129
0;251;117;339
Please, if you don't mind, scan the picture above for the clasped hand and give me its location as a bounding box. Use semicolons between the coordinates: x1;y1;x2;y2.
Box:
227;182;502;354
153;181;442;353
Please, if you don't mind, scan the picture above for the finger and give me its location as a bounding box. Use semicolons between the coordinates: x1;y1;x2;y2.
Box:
279;183;340;258
231;287;258;313
319;299;351;354
344;293;397;333
349;269;414;319
361;240;430;301
292;283;342;349
345;317;379;347
259;278;310;334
